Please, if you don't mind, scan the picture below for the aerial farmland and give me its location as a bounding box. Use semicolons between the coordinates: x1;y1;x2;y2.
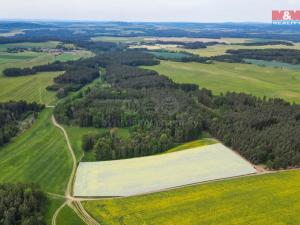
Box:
1;12;300;225
74;143;256;197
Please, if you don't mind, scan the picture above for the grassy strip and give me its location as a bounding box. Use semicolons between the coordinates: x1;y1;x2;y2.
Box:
57;205;86;225
163;137;218;154
44;197;65;225
0;109;72;194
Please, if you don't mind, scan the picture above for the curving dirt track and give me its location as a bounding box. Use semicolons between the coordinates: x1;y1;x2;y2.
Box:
51;115;100;225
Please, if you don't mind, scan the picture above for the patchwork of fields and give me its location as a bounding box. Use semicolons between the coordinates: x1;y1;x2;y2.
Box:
0;42;93;104
74;143;256;197
1;37;300;225
146;60;300;103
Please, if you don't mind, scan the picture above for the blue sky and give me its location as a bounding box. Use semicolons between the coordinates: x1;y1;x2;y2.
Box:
1;0;300;22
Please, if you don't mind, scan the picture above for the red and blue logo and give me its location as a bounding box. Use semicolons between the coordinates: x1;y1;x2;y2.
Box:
272;10;300;25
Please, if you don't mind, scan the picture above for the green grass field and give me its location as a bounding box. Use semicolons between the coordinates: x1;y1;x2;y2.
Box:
166;43;300;57
0;71;62;105
57;205;86;225
0;109;72;195
65;126;130;162
45;197;65;225
0;30;24;37
163;136;218;154
91;36;146;43
0;41;60;51
146;60;300;103
0;42;93;73
0;50;92;74
84;169;300;225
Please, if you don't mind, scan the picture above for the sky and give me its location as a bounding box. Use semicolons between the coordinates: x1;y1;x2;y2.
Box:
1;0;300;22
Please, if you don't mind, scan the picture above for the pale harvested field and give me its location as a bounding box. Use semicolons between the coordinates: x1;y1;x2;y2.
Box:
74;143;256;197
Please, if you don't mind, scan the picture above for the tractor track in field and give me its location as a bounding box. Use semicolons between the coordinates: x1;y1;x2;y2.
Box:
51;114;100;225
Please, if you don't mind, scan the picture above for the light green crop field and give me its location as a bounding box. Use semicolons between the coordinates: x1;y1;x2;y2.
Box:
143;37;253;44
57;205;86;225
0;30;24;37
54;51;94;62
45;197;65;225
0;109;72;195
65;126;130;162
0;41;60;51
0;42;93;73
163;137;218;154
146;60;300;103
165;43;300;57
0;52;55;72
91;36;146;43
0;71;62;105
84;169;300;225
0;51;92;73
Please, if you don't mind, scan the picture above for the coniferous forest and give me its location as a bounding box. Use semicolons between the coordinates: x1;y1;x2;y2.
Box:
0;184;47;225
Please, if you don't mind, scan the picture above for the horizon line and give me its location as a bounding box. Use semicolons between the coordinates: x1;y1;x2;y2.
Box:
0;18;272;24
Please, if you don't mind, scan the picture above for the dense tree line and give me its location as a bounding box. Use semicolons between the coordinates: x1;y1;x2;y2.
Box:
214;49;300;64
154;40;224;49
0;183;47;225
3;61;72;77
0;101;43;147
205;93;300;169
238;40;294;46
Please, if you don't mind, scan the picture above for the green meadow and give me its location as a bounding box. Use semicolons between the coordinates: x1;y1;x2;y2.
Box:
0;109;72;195
65;126;130;162
146;60;300;103
163;136;218;154
91;36;146;43
84;170;300;225
166;43;300;57
57;205;86;225
45;197;65;225
0;71;62;105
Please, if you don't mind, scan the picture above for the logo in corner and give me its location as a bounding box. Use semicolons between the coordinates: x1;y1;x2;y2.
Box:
272;10;300;25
